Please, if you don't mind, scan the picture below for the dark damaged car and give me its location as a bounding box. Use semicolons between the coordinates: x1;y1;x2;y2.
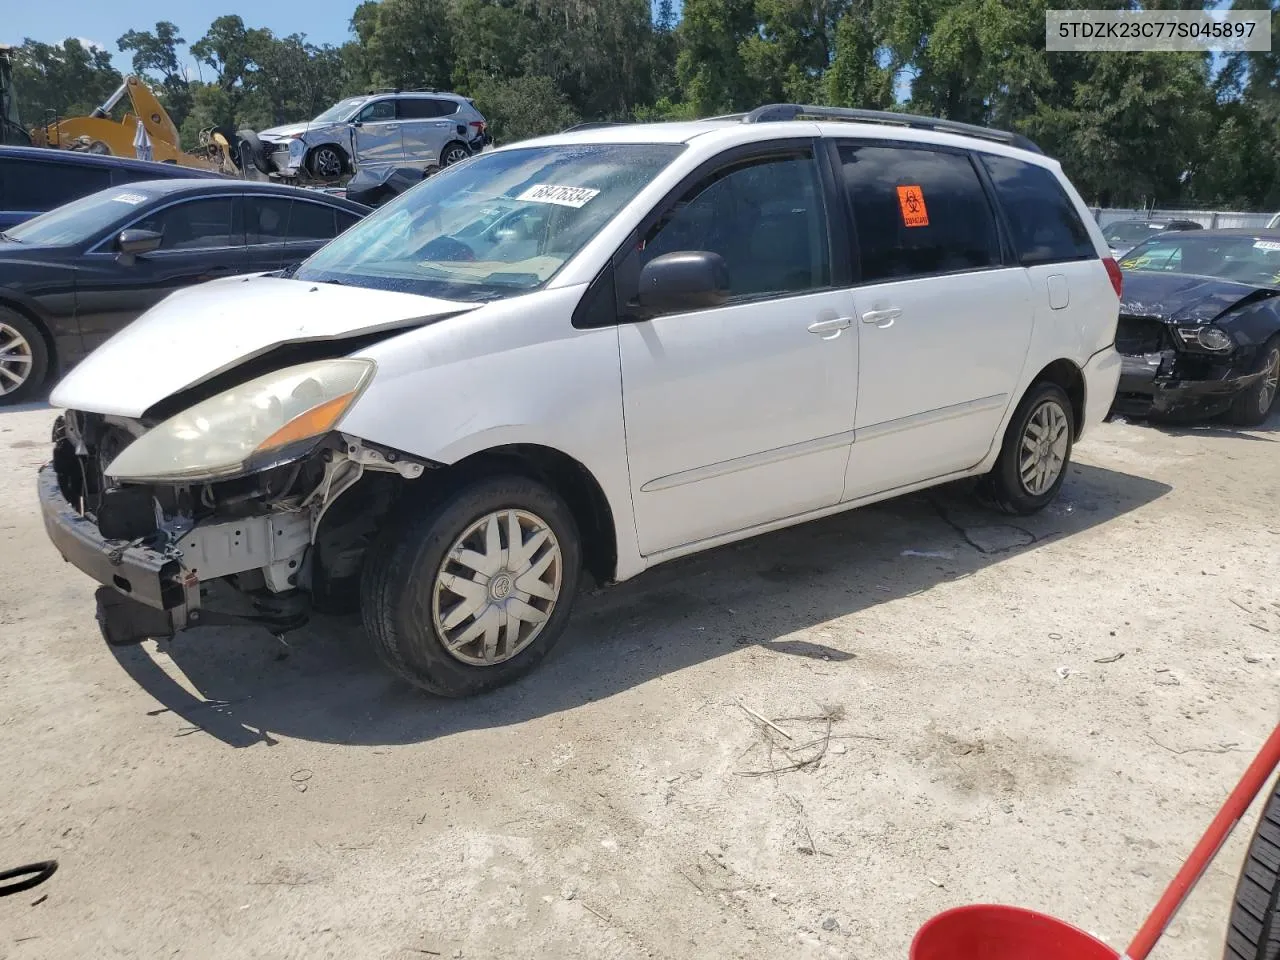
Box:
1111;229;1280;425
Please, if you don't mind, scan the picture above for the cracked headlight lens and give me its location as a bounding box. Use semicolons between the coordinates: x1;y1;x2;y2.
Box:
105;359;374;483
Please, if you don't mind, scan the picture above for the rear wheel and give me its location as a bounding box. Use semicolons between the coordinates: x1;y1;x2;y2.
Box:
0;308;49;405
1223;776;1280;960
440;141;470;167
982;381;1074;515
360;476;581;697
1227;337;1280;427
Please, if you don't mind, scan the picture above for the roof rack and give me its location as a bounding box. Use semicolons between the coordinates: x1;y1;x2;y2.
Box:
742;104;1042;154
365;87;437;95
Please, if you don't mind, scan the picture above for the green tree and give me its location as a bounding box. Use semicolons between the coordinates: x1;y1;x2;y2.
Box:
357;0;455;90
472;73;580;141
11;38;122;123
675;0;758;114
117;21;192;126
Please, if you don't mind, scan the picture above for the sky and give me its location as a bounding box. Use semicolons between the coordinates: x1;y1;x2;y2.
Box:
8;1;388;77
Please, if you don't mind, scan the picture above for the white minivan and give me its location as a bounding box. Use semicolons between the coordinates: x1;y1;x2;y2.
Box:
41;105;1122;697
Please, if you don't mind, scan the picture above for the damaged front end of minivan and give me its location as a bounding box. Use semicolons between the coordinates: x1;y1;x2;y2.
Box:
41;357;430;645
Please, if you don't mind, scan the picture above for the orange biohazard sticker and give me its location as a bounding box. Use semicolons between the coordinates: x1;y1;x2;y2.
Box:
896;184;929;227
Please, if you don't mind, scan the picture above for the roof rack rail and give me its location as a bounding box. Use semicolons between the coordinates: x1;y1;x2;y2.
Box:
365;87;436;95
562;121;625;132
742;104;1042;154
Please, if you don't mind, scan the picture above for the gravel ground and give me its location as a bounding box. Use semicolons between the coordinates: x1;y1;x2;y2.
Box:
1;402;1277;960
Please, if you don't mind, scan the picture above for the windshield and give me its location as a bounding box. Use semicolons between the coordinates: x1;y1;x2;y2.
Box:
296;143;684;301
1103;221;1162;244
3;186;153;246
1120;235;1280;287
313;97;369;124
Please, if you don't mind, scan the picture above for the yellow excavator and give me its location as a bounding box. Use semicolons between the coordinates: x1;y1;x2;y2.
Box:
29;74;239;174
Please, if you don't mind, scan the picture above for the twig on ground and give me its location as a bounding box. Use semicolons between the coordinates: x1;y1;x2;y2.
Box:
1093;652;1125;664
677;869;705;894
1249;622;1271;633
1230;598;1253;614
1146;733;1244;756
738;715;834;777
738;704;793;740
580;901;610;924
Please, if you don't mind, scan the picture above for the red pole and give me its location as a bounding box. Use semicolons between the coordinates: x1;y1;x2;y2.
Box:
1123;723;1280;960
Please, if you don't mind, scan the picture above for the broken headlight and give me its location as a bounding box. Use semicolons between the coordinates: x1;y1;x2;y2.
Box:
104;359;375;483
1175;325;1234;353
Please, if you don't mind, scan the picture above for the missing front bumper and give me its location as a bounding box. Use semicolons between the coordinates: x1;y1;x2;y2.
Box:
1113;354;1264;417
39;464;313;641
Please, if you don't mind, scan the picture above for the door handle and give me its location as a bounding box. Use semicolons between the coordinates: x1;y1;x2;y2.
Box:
807;316;853;339
861;307;902;328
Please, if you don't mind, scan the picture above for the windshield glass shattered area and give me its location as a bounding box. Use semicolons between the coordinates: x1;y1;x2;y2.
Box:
1120;235;1280;287
313;97;369;124
295;143;684;302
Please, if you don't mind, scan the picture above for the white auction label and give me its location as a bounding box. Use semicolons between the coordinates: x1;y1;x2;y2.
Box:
516;184;600;208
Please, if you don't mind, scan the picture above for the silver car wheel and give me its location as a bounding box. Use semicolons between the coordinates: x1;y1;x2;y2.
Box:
1018;399;1069;496
431;509;563;667
310;146;343;179
442;144;470;167
0;322;34;396
1258;346;1280;414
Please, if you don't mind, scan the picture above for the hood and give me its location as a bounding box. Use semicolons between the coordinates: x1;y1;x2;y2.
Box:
257;123;313;141
1118;270;1280;325
51;276;477;418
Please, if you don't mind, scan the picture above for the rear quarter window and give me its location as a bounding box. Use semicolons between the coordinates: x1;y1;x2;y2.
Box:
980;154;1096;266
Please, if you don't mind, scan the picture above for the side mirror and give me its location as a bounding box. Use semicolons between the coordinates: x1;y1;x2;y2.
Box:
350;119;363;128
637;251;730;315
116;228;162;265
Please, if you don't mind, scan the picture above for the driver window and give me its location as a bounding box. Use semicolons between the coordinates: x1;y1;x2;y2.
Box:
640;152;831;299
358;100;395;123
133;198;239;251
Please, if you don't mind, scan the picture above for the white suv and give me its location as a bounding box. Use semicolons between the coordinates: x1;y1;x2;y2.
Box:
41;105;1122;697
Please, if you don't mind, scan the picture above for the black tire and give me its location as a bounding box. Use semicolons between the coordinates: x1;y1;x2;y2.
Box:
440;140;470;168
982;381;1075;515
1224;776;1280;960
360;475;582;697
1226;336;1280;427
307;144;347;180
235;129;271;175
0;307;50;405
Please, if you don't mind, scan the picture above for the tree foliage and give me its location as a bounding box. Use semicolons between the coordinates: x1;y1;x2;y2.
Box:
7;0;1280;208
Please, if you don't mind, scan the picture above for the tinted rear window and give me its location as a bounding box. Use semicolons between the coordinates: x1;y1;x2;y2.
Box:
980;155;1095;266
0;158;112;212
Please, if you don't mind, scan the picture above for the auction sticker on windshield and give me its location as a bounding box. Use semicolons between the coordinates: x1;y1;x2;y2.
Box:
517;184;600;208
110;192;148;205
1253;240;1280;252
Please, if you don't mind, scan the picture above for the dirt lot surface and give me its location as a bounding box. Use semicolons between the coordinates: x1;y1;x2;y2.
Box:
1;402;1277;960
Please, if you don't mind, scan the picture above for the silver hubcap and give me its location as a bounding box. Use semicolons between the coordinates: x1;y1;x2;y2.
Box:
1258;347;1279;414
431;509;563;667
313;148;341;177
0;322;34;396
443;147;468;165
1019;400;1069;496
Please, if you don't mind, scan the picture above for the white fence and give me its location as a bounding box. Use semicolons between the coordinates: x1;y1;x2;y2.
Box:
1093;207;1276;230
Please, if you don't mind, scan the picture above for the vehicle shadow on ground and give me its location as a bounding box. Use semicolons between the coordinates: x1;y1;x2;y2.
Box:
110;462;1171;748
1115;404;1280;441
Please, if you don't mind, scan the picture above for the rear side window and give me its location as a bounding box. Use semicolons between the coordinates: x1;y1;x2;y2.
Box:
839;144;998;282
398;98;457;119
288;201;338;240
0;158;111;212
980;154;1096;266
246;197;291;244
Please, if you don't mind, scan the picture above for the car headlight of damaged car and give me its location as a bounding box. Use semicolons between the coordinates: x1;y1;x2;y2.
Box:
1175;325;1234;353
105;359;375;483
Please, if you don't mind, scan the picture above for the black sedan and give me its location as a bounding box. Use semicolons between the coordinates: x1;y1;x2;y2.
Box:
1112;229;1280;425
0;179;369;403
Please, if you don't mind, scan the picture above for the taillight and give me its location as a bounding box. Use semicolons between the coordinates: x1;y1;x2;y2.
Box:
1103;257;1123;298
469;120;486;133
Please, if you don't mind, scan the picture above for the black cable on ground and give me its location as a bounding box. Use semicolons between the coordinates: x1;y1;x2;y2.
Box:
0;860;57;897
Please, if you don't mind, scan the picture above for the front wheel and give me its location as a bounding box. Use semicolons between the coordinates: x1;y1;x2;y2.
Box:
307;144;346;180
982;381;1075;515
1223;776;1280;960
360;476;582;697
1226;337;1280;427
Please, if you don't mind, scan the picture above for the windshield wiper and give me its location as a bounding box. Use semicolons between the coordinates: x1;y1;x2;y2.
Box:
0;231;23;243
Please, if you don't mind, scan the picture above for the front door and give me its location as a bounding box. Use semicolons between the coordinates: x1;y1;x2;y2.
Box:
74;195;247;352
351;99;404;170
617;146;859;556
835;141;1034;500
